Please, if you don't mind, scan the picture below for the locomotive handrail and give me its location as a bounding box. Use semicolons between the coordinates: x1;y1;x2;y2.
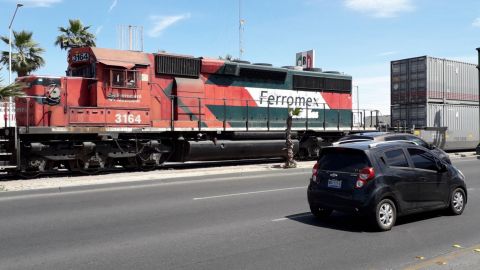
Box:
164;95;379;131
19;93;381;132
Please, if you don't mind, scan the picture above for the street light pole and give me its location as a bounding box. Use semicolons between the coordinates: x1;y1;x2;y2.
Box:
7;3;23;127
355;85;359;112
476;48;480;145
354;85;359;126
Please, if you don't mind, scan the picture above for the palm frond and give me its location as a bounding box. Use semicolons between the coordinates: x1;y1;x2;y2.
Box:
0;81;25;100
288;108;303;116
2;30;45;76
55;19;96;50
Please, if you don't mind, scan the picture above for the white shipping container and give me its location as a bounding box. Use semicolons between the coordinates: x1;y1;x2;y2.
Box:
391;56;479;104
421;103;479;150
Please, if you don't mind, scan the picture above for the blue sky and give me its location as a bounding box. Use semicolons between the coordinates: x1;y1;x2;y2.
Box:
1;0;480;114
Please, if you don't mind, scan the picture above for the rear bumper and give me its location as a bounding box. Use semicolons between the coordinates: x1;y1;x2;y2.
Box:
307;184;373;214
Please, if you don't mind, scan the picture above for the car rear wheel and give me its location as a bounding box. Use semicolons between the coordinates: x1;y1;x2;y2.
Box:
448;188;466;215
309;204;332;219
373;199;396;231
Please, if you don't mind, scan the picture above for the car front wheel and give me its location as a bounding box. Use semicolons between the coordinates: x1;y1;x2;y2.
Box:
448;188;466;215
373;199;396;231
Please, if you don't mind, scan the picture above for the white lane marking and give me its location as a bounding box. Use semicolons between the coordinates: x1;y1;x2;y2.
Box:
0;172;308;202
272;213;312;222
193;186;306;200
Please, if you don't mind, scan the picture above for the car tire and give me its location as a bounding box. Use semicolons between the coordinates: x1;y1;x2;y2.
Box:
448;188;466;215
373;199;396;231
309;204;332;219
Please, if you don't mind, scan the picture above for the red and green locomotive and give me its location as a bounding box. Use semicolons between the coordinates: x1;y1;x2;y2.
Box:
0;47;378;175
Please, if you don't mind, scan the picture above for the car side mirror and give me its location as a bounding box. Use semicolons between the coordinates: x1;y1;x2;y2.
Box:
437;163;447;173
428;143;436;150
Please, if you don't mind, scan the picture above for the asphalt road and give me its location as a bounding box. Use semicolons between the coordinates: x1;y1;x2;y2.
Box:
0;158;479;270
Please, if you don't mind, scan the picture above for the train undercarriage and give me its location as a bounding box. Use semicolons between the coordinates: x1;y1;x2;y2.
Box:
0;127;349;178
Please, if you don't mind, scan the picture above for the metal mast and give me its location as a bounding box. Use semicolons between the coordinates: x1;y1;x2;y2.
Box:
239;0;245;60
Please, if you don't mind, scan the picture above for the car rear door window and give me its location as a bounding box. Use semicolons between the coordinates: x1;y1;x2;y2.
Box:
318;148;371;173
407;148;437;171
384;149;409;167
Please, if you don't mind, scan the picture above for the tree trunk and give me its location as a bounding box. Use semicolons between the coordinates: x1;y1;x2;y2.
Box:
284;112;297;168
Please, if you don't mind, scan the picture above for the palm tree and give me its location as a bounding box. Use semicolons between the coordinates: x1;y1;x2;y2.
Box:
284;108;302;168
55;19;96;50
1;30;45;77
0;81;24;100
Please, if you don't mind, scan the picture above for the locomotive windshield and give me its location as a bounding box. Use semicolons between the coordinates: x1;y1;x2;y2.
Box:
68;63;95;78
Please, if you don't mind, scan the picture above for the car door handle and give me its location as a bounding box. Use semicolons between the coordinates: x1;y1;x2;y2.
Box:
419;177;428;181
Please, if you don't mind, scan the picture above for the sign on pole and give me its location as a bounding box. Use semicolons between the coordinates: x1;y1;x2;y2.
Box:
296;50;315;69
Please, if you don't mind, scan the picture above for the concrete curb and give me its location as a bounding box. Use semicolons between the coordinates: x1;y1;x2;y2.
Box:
0;161;316;193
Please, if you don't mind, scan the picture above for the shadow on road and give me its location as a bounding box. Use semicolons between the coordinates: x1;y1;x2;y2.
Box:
285;211;372;232
286;210;446;233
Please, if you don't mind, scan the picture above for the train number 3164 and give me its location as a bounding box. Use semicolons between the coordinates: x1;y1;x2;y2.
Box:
115;113;142;124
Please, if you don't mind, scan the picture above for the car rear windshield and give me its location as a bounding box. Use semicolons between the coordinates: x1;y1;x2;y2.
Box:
317;148;371;173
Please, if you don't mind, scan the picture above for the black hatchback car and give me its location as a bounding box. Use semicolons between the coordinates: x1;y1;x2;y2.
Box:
335;132;451;164
307;141;467;231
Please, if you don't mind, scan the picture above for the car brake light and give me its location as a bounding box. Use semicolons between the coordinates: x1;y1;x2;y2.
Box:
312;163;320;181
355;167;375;189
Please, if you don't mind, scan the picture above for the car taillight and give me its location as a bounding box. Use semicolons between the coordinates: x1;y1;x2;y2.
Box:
312;162;320;181
355;167;375;189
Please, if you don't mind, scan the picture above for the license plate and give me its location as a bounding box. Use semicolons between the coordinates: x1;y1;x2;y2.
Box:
327;179;342;189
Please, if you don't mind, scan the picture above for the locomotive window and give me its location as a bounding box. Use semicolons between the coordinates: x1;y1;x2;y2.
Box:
110;69;140;89
69;64;95;78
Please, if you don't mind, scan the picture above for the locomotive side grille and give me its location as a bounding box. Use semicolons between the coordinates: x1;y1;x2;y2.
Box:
155;55;201;78
293;75;352;93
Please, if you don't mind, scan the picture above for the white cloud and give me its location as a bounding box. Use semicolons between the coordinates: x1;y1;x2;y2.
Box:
472;18;480;28
378;51;398;56
95;25;103;35
109;0;118;12
344;0;414;18
148;13;191;38
19;0;62;7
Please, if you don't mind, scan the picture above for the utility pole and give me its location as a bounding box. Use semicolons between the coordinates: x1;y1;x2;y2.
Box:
7;3;23;127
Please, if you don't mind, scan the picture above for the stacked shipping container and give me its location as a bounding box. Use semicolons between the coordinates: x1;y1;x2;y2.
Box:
391;56;479;150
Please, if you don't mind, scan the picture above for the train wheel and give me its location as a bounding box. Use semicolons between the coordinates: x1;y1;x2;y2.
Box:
136;152;166;171
20;157;49;179
74;152;106;175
